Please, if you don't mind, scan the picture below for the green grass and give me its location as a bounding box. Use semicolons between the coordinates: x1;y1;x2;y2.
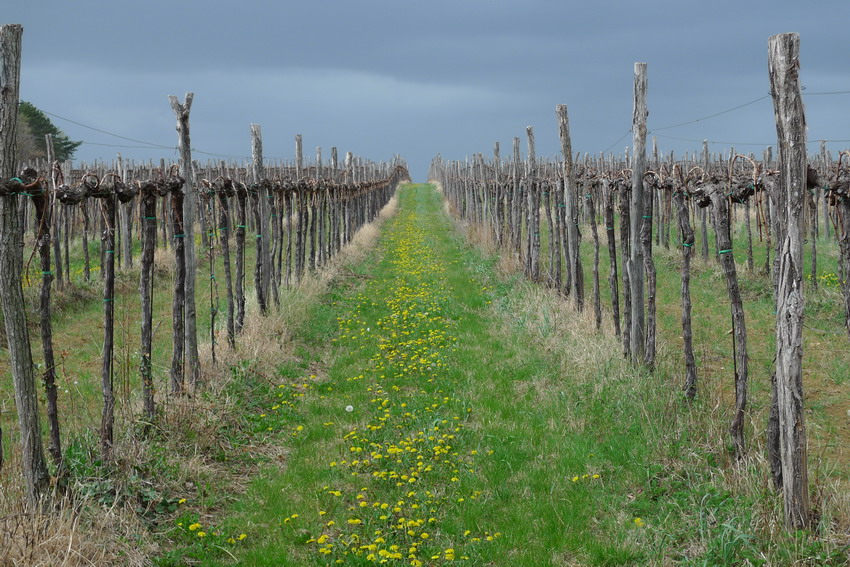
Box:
156;184;849;565
3;184;847;565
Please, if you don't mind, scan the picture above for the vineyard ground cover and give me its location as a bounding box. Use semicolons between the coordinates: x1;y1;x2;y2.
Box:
0;182;846;565
0;203;361;564
528;206;848;481
453;191;849;564
165;184;848;566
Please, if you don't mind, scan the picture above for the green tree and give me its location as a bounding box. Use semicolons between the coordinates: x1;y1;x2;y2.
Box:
17;101;82;161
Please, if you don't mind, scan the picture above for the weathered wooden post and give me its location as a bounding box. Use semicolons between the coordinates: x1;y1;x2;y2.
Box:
673;182;697;398
98;174;118;460
0;23;51;507
768;31;810;530
27;166;62;466
629;63;648;362
117;153;133;270
700;140;710;260
235;181;248;331
169;174;187;394
602;177;621;337
45;135;64;289
251;123;272;311
139;178;160;426
216;179;236;348
169;93;200;388
526;126;541;281
556;104;583;309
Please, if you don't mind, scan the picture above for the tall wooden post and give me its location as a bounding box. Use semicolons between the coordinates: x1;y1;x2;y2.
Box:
629;62;648;362
556;104;584;310
295;134;304;179
45;135;64;289
117;153;132;270
0;23;50;507
526;126;540;281
99;179;117;460
139;180;158;425
169;93;200;388
768;31;810;530
251;123;272;310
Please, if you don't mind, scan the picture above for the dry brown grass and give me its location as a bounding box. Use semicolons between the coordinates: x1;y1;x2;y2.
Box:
0;498;152;567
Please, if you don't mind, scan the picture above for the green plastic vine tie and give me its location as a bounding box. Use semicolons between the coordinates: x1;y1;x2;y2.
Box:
642;215;652;219
10;177;23;184
718;249;732;254
173;234;186;238
42;271;53;275
256;234;263;238
105;250;114;254
682;242;693;247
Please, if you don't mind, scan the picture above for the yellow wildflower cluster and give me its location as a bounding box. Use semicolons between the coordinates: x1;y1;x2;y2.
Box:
301;209;498;563
177;518;247;546
806;271;840;287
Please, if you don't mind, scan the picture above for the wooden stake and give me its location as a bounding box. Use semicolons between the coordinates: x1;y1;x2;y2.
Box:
0;23;51;507
629;62;648;361
768;31;810;530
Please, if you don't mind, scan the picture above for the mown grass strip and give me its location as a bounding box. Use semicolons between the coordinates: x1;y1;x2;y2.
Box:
187;185;662;566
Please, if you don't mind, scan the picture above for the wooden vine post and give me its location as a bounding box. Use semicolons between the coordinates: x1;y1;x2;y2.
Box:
45;135;64;289
169;173;187;394
0;23;51;507
251;123;273;311
618;176;632;358
169;93;201;388
672;177;697;398
602;177;621;337
511;137;522;262
768;31;810;530
139;177;162;427
586;184;602;329
98;174;122;460
641;170;657;369
28;165;62;466
234;181;247;331
556;104;583;309
526;126;540;281
701;175;749;460
629;62;648;362
215;178;236;347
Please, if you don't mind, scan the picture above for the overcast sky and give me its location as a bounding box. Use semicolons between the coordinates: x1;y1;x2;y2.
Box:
6;1;849;180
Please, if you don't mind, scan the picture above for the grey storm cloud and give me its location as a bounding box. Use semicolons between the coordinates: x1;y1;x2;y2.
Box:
6;0;850;179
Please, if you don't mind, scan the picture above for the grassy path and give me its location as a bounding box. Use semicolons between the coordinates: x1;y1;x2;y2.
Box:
178;184;651;566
